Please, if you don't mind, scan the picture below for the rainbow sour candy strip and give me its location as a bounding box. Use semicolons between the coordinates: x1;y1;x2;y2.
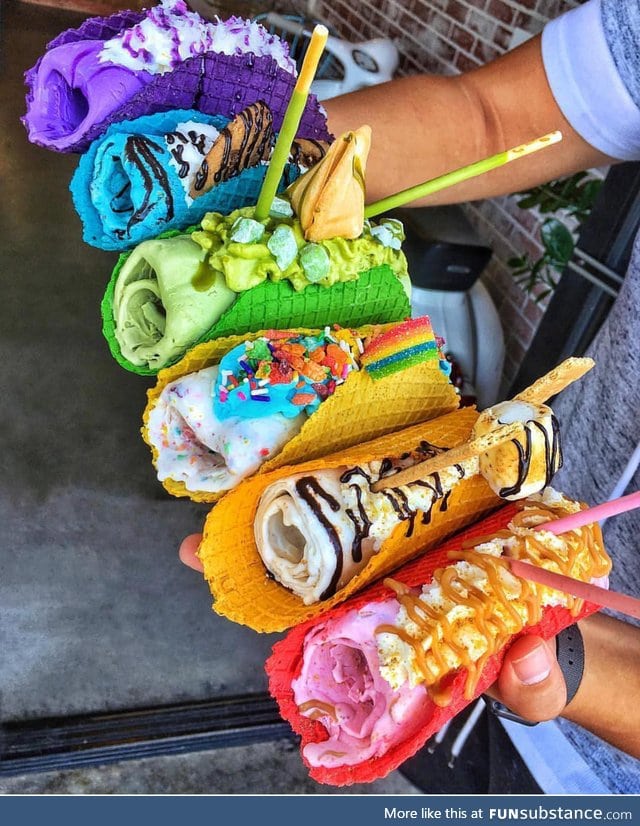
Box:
361;317;440;379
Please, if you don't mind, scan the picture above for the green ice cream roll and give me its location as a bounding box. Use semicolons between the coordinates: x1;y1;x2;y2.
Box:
102;210;412;376
107;233;236;374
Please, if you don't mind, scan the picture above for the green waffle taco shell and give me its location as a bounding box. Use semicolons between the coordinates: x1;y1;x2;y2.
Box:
102;260;412;376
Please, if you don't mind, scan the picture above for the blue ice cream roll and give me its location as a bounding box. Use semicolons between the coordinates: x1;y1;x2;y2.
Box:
70;103;327;251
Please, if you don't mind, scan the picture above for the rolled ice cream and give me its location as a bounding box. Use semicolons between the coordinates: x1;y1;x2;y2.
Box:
145;327;364;496
254;397;567;605
103;212;412;375
23;0;330;153
267;494;611;785
143;319;459;503
255;451;477;605
70;103;326;250
146;365;306;495
197;408;500;632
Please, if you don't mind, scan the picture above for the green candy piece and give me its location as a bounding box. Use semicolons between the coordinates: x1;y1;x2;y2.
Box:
230;217;265;244
300;243;330;283
269;196;294;219
370;219;404;250
247;338;272;363
267;224;298;271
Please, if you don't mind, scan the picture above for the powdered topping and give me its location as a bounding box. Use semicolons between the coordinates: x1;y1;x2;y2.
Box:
214;328;362;421
99;0;296;74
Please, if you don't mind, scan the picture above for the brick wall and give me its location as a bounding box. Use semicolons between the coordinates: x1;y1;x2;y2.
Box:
307;0;588;395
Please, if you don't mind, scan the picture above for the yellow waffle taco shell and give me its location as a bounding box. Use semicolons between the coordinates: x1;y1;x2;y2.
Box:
142;325;460;503
198;407;499;632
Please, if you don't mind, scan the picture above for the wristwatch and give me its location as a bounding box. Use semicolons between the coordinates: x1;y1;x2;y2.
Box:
489;624;585;726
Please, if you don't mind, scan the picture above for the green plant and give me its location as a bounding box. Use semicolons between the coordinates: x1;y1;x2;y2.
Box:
507;172;603;302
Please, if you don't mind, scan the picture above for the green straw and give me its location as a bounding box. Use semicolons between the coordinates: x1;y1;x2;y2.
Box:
364;131;563;219
254;25;328;221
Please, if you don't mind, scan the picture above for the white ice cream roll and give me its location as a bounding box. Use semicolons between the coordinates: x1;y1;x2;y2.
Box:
147;365;304;493
255;469;381;605
472;400;562;500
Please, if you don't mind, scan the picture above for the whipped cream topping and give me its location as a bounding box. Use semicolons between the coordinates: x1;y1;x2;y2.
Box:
99;0;296;75
376;489;608;693
293;489;611;770
164;121;220;201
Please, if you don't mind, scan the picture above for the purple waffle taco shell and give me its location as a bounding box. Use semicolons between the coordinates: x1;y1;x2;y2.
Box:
23;8;331;154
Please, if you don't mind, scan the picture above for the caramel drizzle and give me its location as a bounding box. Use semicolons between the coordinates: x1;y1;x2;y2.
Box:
376;503;611;703
298;699;338;721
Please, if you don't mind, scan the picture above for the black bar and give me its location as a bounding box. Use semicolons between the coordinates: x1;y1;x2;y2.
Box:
1;693;293;777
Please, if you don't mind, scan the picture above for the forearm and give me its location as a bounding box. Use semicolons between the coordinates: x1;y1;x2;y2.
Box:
563;613;640;758
323;35;613;206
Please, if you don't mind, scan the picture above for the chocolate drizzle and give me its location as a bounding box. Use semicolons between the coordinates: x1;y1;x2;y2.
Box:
295;476;343;602
192;101;274;196
121;136;174;236
340;467;372;564
340;466;371;485
344;485;372;564
499;415;562;499
290;137;329;168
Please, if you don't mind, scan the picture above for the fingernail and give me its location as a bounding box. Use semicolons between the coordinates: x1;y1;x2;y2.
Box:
511;643;552;685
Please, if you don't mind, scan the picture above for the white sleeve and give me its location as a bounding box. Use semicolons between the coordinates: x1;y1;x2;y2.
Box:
541;0;640;161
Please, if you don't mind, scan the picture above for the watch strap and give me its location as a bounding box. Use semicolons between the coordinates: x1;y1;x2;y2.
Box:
489;624;585;726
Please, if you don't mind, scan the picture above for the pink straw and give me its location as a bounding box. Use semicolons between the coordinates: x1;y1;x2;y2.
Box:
507;559;640;620
540;490;640;535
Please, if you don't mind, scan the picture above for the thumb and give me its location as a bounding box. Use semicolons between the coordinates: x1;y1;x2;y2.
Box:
491;635;567;723
179;533;204;572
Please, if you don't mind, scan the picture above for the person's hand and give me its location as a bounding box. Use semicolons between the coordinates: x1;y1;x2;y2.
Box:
486;635;568;723
179;533;204;572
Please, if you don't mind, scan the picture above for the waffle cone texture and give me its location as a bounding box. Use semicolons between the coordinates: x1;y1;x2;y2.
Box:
70;108;304;251
199;407;500;632
266;503;605;786
102;262;411;376
23;10;330;154
142;325;460;502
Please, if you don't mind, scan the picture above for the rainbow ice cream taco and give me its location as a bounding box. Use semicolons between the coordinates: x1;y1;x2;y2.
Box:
70;103;328;251
266;495;610;785
195;357;593;631
142;318;459;503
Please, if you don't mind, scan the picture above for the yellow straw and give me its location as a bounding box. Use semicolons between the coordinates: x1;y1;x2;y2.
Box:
254;25;329;221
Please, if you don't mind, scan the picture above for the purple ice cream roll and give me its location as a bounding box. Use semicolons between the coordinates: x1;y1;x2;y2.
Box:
24;40;152;153
22;1;331;155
